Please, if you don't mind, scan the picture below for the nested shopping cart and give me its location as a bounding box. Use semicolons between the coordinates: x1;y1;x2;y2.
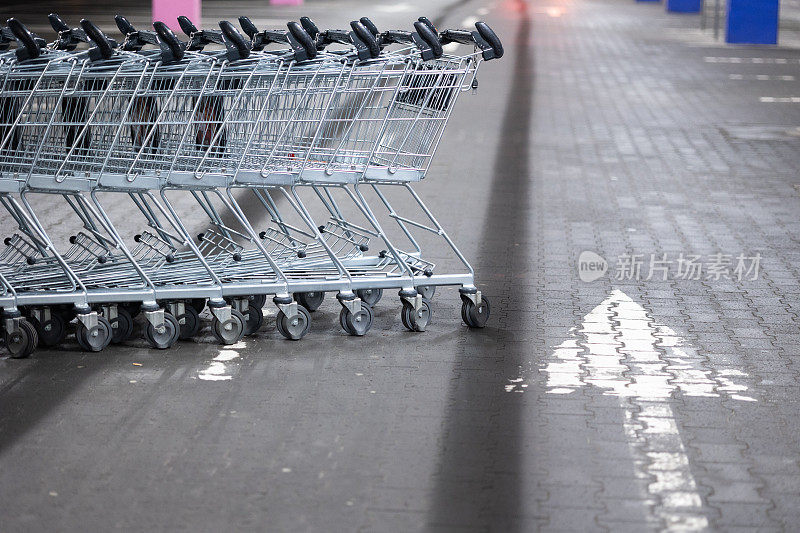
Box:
0;13;502;357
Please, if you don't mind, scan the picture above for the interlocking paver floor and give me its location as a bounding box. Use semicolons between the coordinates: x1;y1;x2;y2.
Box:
1;0;800;530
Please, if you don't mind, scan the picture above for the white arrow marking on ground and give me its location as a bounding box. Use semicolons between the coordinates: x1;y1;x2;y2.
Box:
511;289;756;529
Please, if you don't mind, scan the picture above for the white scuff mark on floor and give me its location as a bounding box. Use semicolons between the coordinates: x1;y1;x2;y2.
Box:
760;96;800;103
705;57;797;64
198;344;245;381
510;289;760;529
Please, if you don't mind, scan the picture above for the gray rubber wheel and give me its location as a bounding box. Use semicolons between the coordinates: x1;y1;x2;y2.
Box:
177;305;201;340
5;321;32;359
250;294;267;310
76;316;113;352
276;306;311;340
110;307;135;344
341;302;373;336
244;306;264;336
356;288;383;307
417;285;436;300
145;312;180;349
462;296;490;328
403;298;432;332
20;319;39;357
31;312;67;347
211;309;245;345
296;291;324;312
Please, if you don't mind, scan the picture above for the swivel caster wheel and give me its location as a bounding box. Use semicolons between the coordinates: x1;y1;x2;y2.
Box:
340;302;373;336
30;312;67;347
211;309;245;346
356;288;383;307
76;316;113;352
276;306;311;340
462;296;490;328
244;306;264;336
417;285;435;301
295;291;324;312
177;305;201;340
145;312;180;349
110;307;135;344
189;298;206;314
19;319;39;357
250;293;267;310
402;299;432;332
6;318;38;358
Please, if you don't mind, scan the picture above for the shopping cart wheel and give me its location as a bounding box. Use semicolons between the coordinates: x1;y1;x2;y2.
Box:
341;303;373;337
121;302;141;319
5;319;36;358
356;288;383;307
462;296;491;328
244;307;264;336
20;319;38;357
417;285;436;301
211;309;245;345
250;294;267;310
145;313;180;350
402;298;432;333
30;313;67;347
295;291;324;312
110;307;134;344
76;316;113;352
276;306;311;341
177;306;201;340
189;298;206;314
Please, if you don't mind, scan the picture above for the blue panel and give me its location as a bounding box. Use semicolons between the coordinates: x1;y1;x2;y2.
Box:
726;0;779;44
667;0;702;12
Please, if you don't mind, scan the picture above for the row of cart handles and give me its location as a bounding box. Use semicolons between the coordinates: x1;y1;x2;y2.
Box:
0;14;503;65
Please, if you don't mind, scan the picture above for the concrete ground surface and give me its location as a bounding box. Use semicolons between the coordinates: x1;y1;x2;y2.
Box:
1;0;800;531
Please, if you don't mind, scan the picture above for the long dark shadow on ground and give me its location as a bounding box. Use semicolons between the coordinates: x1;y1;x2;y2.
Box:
428;1;533;528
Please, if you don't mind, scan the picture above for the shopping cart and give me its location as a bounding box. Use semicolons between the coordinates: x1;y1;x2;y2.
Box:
0;14;502;357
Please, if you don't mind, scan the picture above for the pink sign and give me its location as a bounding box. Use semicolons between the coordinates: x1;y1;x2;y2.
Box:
152;0;201;31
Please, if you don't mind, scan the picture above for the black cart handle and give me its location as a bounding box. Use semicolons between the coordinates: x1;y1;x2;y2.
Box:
359;17;379;37
287;21;317;60
7;18;40;61
414;20;442;59
351;21;379;59
239;17;316;61
299;16;320;41
440;21;503;60
153;21;185;62
80;19;114;60
179;16;225;50
218;20;250;61
417;17;438;35
239;16;287;50
48;13;89;50
316;22;379;61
